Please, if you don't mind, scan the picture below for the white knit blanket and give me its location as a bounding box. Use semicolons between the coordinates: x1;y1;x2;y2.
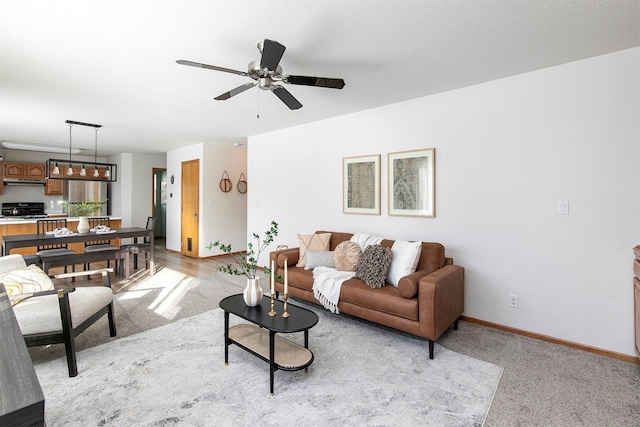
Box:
312;266;356;314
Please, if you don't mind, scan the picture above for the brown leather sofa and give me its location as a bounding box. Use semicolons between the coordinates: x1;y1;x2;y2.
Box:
270;231;465;359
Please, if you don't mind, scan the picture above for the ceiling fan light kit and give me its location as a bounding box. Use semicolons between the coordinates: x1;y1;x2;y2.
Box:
177;39;345;110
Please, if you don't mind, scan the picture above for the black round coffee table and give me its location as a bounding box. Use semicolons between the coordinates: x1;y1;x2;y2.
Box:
219;294;319;395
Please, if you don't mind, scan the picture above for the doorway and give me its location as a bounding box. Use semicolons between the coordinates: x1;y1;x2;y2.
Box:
181;159;199;258
152;168;167;238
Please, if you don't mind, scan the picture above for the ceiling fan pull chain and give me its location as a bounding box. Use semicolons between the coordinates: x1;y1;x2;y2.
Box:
256;88;260;119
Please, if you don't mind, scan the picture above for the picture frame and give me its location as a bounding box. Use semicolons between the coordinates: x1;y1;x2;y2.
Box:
343;154;381;215
388;148;435;217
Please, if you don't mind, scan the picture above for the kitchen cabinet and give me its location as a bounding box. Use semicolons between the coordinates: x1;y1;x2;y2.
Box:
44;179;65;196
2;162;46;180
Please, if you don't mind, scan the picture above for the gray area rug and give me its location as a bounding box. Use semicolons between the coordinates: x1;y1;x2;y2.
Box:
33;272;503;426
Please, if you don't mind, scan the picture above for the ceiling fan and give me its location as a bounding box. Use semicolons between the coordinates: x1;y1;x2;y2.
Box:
176;39;345;110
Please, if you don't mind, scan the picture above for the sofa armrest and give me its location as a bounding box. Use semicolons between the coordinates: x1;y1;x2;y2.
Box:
270;247;300;269
417;265;465;340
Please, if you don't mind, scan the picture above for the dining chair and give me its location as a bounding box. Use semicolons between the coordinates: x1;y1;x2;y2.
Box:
84;217;118;272
36;219;76;275
119;216;155;272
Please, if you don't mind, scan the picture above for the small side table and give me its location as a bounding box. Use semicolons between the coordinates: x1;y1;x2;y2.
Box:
219;294;319;395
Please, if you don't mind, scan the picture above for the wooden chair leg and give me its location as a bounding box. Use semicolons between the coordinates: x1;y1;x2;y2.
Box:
58;292;78;377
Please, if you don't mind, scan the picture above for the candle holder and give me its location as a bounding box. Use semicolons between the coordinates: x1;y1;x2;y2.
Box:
282;293;290;318
268;291;277;317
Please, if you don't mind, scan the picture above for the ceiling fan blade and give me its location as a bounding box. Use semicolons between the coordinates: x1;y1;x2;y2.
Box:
176;60;247;77
272;86;302;110
214;83;257;100
260;39;286;71
285;75;346;89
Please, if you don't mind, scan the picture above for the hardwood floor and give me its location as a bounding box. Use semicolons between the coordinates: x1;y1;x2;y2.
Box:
50;238;236;293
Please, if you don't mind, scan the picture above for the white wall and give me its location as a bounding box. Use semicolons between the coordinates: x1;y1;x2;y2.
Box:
165;143;247;255
248;47;640;357
110;153;166;227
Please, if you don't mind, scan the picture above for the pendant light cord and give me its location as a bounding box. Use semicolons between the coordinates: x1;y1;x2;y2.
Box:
68;124;73;163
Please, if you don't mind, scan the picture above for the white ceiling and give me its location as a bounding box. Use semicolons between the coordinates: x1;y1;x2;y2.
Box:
1;0;639;157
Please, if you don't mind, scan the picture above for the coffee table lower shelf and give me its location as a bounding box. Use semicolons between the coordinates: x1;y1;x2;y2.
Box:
227;324;313;395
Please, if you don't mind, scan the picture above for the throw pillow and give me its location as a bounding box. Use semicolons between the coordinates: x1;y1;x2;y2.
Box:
333;241;362;271
304;250;335;270
355;244;393;288
0;264;55;306
296;233;331;268
386;240;422;287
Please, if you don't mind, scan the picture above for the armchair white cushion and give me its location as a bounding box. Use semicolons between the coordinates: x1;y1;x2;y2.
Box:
13;287;113;335
0;254;116;377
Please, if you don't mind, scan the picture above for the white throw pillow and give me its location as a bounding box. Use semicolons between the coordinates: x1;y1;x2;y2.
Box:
386;240;422;287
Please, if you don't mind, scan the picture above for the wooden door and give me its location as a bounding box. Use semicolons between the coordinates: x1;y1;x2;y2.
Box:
181;159;199;258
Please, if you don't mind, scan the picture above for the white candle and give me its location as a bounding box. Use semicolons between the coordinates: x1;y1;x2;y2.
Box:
284;258;288;295
270;259;275;295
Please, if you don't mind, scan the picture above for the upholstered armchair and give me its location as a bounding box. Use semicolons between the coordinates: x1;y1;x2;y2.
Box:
0;254;116;377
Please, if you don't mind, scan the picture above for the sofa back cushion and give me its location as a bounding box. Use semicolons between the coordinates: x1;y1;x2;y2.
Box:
415;242;446;275
316;231;446;276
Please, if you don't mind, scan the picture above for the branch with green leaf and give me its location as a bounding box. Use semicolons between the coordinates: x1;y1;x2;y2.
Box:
207;220;279;279
63;200;107;217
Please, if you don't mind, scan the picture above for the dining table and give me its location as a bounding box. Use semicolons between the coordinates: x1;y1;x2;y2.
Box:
1;227;155;276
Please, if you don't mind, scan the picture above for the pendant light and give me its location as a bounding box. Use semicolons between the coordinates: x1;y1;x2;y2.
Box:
46;119;117;182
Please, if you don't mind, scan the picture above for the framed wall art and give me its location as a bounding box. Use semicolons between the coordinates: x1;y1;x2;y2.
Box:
343;154;381;215
388;148;435;217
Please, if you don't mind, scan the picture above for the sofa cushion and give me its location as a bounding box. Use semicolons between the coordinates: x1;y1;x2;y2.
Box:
286;267;315;292
339;278;419;321
296;233;331;268
316;231;353;251
0;264;55;306
415;242;446;275
387;240;422;287
355;244;393;288
333;241;362;271
304;250;335;270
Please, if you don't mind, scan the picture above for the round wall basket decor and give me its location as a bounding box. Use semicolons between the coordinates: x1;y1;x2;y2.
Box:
219;170;232;193
237;173;247;194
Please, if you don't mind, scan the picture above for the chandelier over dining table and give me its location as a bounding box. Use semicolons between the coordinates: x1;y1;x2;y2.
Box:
45;120;117;182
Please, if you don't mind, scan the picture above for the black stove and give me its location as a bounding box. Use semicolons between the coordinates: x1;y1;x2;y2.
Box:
1;202;46;218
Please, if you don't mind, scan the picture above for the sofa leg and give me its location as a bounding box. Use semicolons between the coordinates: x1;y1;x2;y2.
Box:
428;339;434;359
454;319;459;330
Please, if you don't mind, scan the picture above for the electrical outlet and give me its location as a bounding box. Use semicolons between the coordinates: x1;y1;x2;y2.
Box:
509;293;519;308
558;200;569;215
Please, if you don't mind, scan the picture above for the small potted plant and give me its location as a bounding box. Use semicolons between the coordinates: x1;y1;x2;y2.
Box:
63;200;107;234
207;220;278;306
